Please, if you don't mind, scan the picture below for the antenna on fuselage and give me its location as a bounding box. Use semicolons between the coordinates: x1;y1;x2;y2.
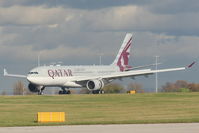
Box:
38;52;41;67
98;52;104;65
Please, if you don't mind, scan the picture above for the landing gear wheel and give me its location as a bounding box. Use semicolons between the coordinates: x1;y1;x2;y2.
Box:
67;90;71;94
59;88;71;95
59;90;63;94
38;91;44;95
99;90;104;94
38;87;45;95
92;90;104;94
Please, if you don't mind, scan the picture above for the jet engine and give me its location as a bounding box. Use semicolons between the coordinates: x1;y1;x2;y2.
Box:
86;79;104;91
28;83;39;92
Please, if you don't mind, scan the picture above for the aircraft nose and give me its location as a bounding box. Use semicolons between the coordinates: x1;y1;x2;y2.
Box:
27;76;35;83
27;76;31;82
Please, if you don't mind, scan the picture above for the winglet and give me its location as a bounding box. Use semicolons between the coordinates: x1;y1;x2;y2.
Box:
3;68;8;76
187;61;196;68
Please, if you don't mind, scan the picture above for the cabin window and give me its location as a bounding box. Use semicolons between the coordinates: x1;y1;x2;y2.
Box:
28;72;39;74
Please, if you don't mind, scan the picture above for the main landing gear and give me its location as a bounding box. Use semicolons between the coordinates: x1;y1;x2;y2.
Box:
92;90;104;94
59;87;71;95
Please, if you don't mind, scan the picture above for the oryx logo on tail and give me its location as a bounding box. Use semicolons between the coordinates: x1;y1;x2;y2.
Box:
112;33;133;71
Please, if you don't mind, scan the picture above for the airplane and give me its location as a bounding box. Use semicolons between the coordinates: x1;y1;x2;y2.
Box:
3;33;194;95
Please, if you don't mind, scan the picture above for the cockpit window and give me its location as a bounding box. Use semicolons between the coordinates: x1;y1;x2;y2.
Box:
28;72;39;74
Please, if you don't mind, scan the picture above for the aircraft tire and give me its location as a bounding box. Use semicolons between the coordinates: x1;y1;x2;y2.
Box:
59;90;63;94
92;90;104;94
58;90;71;95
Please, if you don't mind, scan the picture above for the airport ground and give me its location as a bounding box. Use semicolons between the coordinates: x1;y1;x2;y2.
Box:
0;123;199;133
0;93;199;127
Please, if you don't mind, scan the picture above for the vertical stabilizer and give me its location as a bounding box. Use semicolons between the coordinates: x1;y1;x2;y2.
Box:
112;33;133;71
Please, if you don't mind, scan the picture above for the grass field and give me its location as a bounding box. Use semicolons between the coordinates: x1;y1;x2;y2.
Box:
0;93;199;126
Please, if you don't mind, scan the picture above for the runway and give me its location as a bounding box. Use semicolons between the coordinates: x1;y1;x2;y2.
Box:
0;123;199;133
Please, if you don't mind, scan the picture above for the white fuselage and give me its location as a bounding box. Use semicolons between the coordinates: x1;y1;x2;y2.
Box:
27;65;120;87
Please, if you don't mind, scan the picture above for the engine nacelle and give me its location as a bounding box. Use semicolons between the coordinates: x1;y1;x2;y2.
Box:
86;79;104;91
28;83;39;93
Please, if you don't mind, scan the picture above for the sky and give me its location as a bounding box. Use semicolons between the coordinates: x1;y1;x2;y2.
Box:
0;0;199;93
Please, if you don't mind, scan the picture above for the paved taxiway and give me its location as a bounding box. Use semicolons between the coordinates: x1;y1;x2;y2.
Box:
0;123;199;133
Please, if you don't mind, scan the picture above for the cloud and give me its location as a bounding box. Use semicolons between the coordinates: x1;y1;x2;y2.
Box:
0;0;152;9
146;0;199;14
0;3;198;63
0;6;66;25
0;43;99;62
1;4;199;36
132;32;199;59
74;5;199;36
1;0;198;15
48;24;59;28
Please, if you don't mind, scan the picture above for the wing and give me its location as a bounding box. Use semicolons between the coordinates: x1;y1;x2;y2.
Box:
77;62;196;82
125;63;162;71
74;67;186;82
4;69;27;78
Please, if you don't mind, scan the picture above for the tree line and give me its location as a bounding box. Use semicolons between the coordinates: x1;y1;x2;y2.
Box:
162;80;199;92
2;80;199;95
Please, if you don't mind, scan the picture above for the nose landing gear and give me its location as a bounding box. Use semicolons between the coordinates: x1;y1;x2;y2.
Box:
38;86;45;95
